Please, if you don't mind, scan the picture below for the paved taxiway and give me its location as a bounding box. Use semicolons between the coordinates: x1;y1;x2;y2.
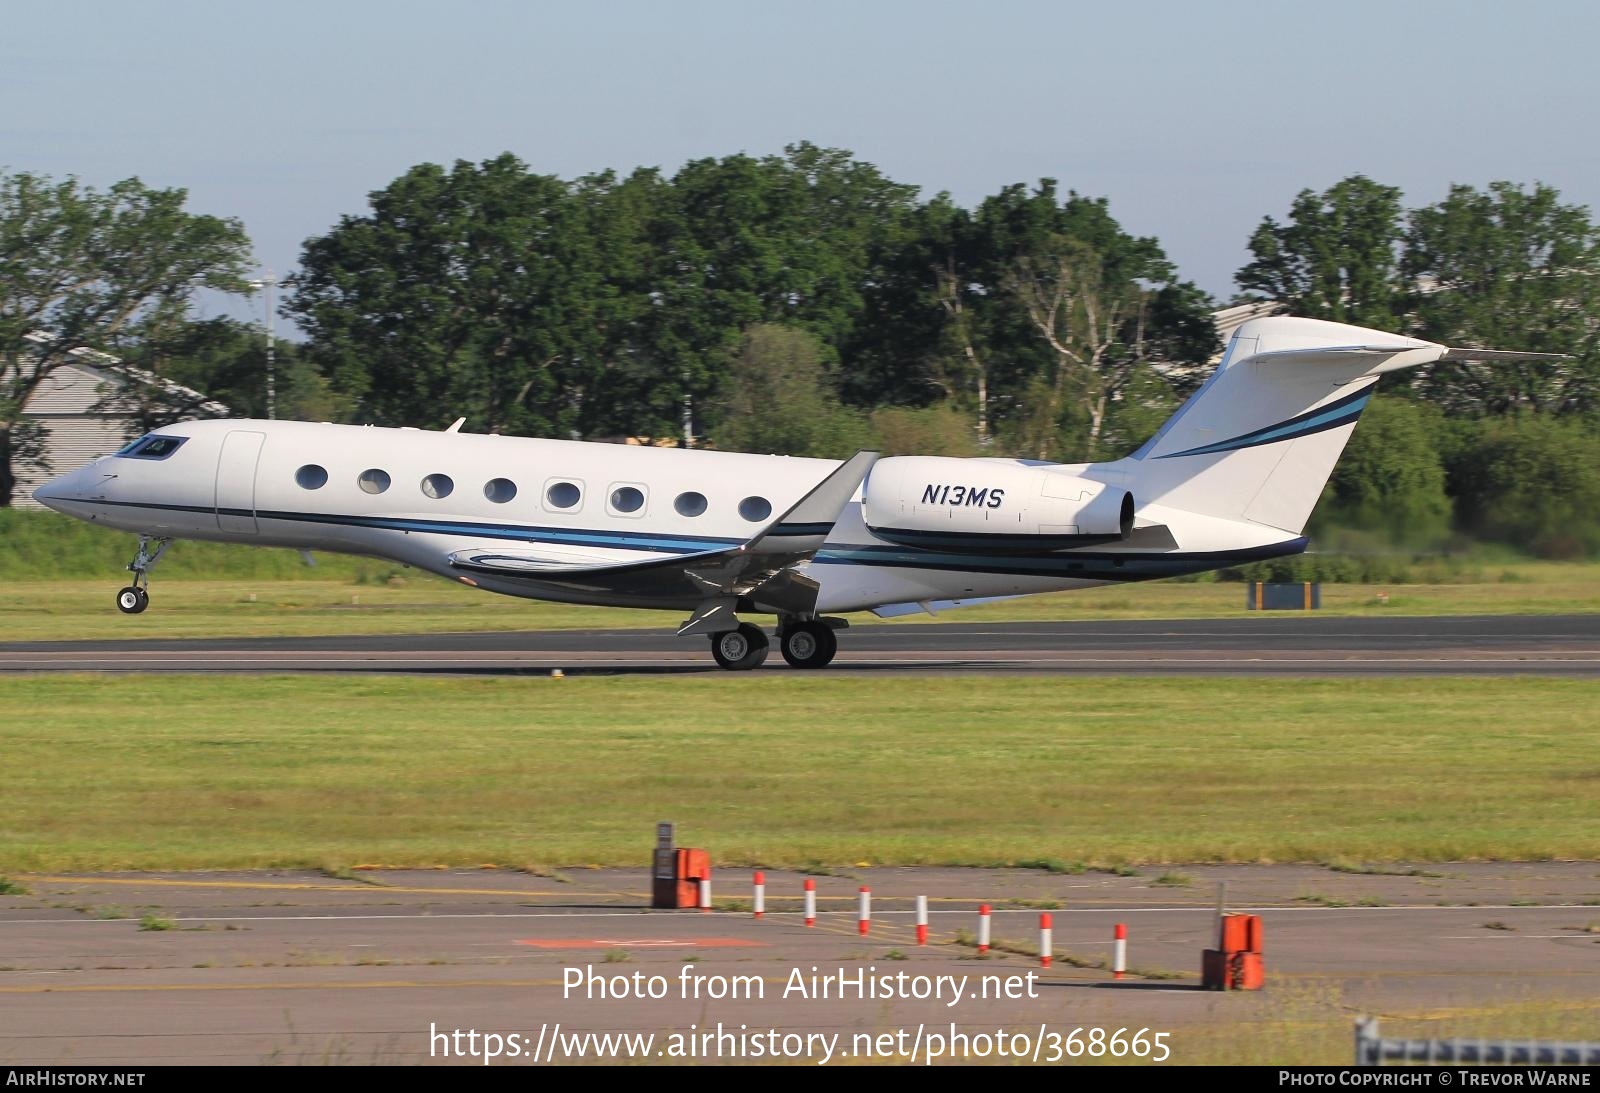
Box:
3;864;1598;1065
2;614;1599;676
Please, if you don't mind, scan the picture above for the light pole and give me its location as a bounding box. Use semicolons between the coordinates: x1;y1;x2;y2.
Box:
247;269;278;419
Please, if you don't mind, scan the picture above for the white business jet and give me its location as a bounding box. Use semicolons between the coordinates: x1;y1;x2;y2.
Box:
33;316;1553;669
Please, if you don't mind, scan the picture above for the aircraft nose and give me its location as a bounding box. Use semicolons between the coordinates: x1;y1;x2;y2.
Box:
32;464;96;513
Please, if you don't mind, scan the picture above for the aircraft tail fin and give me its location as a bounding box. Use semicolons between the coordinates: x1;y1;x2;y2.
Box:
1125;316;1561;534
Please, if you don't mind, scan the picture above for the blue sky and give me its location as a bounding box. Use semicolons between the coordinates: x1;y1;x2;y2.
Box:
6;0;1597;329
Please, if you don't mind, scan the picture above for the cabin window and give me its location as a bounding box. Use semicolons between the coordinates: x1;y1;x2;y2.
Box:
421;473;454;500
609;485;645;515
738;496;772;522
295;464;328;490
358;469;390;495
674;491;708;518
484;477;517;504
546;480;582;510
117;435;188;460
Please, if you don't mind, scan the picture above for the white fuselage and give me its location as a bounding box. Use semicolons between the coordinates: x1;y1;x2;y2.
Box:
34;417;1305;616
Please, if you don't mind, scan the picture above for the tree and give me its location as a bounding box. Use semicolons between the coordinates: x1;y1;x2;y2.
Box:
973;182;1214;461
708;324;869;458
1403;181;1600;415
114;317;341;427
1313;395;1453;547
651;144;919;441
1005;235;1149;459
1236;175;1405;329
0;171;252;505
286;155;640;438
1444;412;1600;557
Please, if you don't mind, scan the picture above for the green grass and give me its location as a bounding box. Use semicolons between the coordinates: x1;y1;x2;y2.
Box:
1161;983;1600;1066
2;674;1598;872
4;510;1600;643
5;561;1600;643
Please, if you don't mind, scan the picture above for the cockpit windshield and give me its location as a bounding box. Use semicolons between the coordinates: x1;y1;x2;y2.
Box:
114;434;188;460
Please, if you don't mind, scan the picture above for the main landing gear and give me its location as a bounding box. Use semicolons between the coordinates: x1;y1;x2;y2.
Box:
116;535;171;615
777;619;837;669
706;618;842;671
710;623;769;670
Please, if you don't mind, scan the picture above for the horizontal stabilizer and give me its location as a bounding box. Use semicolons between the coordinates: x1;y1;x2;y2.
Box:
1438;347;1569;363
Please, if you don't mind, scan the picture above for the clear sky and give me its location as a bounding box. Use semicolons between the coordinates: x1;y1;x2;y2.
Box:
6;0;1597;330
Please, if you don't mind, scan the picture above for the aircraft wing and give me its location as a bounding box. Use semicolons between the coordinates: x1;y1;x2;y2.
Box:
447;450;879;622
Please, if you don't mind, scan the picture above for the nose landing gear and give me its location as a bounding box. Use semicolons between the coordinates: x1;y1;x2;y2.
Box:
116;535;171;615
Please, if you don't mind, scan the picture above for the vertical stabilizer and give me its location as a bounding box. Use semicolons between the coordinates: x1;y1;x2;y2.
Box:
1125;317;1445;534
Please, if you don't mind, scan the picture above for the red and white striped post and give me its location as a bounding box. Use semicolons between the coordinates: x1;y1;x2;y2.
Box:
858;886;872;936
977;904;991;954
803;877;816;927
915;895;929;946
752;871;765;919
1112;923;1127;979
698;876;711;913
1039;913;1053;968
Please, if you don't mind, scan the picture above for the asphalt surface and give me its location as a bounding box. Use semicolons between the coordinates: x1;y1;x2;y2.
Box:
3;614;1599;676
3;864;1599;1065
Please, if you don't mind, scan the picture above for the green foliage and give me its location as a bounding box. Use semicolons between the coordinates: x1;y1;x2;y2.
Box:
1237;175;1405;329
1228;552;1492;585
708;324;870;457
0;170;253;505
1445;413;1600;558
1314;396;1453;547
0;510;386;580
1404;181;1600;415
867;402;981;457
123;318;342;424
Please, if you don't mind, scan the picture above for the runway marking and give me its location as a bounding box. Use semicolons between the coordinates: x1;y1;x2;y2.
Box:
1439;934;1597;940
516;938;765;949
1;904;1583;926
0;977;569;995
23;875;641;900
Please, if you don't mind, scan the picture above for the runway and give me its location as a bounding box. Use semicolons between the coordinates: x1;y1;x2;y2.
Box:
2;614;1599;676
4;864;1598;1065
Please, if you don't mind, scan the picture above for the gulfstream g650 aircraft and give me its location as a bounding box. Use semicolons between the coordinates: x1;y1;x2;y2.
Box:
34;316;1552;670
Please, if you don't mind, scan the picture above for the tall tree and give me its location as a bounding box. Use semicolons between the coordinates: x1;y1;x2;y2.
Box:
1005;235;1142;458
1236;175;1405;329
708;324;868;458
973;181;1215;460
286;155;641;437
1403;181;1600;415
0;171;252;505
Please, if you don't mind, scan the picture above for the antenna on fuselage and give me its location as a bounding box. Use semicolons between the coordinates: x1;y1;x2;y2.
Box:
445;417;466;433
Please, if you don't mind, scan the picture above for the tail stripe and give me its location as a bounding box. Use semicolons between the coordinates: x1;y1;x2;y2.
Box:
1155;384;1371;460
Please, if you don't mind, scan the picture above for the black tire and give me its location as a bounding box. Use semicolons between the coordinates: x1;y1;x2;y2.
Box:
710;623;769;670
780;621;838;668
116;587;147;614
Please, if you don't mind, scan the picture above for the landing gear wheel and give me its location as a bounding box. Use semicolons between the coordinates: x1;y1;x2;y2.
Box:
115;535;170;615
780;621;838;668
710;623;770;670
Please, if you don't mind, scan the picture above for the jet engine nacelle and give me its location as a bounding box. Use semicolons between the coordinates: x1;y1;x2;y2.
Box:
862;456;1134;554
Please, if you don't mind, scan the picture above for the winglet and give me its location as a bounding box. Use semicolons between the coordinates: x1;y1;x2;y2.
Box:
746;449;879;555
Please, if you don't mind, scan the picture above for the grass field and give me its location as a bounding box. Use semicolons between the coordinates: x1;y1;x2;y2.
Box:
5;561;1600;643
2;674;1596;872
